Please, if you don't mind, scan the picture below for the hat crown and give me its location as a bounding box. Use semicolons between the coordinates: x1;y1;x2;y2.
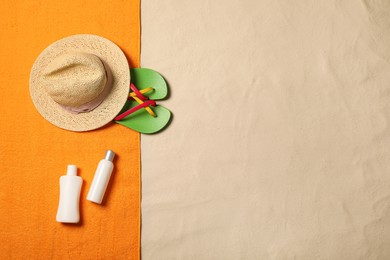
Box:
42;52;107;107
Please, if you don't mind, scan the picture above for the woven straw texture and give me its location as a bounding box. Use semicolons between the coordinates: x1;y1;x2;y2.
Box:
30;34;130;131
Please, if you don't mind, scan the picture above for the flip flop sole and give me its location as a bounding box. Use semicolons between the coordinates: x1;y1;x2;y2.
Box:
130;68;168;100
116;104;171;134
115;68;171;134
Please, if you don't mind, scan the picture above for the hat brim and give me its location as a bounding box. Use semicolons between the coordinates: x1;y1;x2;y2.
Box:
30;34;130;132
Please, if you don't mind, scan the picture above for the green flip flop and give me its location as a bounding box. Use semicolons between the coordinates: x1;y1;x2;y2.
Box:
115;68;171;134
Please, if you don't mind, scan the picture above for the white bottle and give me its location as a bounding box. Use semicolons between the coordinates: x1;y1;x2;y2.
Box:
56;165;83;223
87;150;115;204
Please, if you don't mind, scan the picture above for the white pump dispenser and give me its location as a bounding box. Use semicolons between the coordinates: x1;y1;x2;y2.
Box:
56;165;83;223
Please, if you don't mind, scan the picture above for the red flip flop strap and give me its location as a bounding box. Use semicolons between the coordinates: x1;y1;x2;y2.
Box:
115;100;156;121
130;83;148;101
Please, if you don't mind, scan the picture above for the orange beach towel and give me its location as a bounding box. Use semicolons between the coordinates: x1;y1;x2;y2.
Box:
0;0;140;259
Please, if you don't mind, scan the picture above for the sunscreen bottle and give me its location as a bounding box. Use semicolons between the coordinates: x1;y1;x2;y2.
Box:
87;150;115;204
56;165;83;223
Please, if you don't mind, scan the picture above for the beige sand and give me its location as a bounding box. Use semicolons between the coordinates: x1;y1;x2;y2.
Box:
141;0;390;258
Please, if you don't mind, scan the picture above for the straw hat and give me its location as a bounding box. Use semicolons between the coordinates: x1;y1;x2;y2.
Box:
30;34;130;131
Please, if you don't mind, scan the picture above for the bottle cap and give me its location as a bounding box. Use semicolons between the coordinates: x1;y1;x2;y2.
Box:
67;165;77;176
104;150;115;161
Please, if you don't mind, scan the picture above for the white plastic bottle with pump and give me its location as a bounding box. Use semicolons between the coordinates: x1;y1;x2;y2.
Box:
87;150;115;204
56;165;83;223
